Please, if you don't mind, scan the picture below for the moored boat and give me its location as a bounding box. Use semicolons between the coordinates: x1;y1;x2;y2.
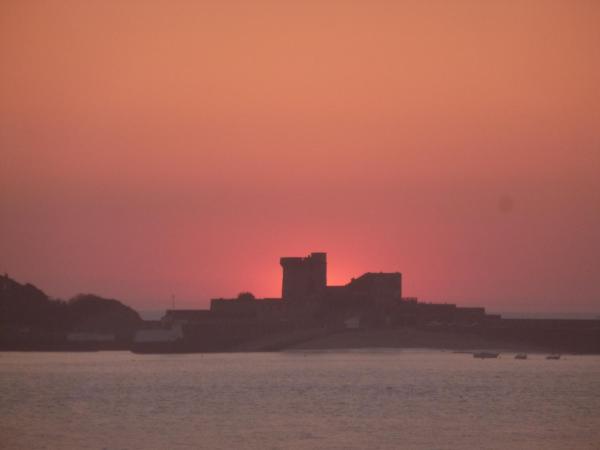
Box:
546;354;561;360
515;353;527;359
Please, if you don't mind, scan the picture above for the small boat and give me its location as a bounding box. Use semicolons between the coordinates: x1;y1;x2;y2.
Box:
515;353;527;360
546;354;561;360
473;352;499;359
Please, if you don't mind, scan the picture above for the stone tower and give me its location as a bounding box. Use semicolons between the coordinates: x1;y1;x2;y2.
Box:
280;252;327;301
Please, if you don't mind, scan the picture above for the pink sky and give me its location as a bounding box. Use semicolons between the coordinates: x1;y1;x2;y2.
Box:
1;0;599;312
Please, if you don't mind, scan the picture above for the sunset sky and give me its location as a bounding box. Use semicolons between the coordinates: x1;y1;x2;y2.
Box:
1;0;599;313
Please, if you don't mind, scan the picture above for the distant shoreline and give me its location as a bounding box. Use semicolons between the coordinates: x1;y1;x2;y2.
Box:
491;312;600;320
1;326;597;354
138;310;600;321
288;328;562;353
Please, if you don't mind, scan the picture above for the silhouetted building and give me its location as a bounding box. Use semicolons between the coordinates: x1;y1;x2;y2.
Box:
280;252;327;301
205;253;405;324
346;272;402;302
211;296;285;321
167;252;503;338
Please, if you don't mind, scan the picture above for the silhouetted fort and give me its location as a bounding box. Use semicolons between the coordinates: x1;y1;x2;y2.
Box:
166;252;493;327
204;252;410;323
2;254;599;353
144;252;598;353
133;253;501;352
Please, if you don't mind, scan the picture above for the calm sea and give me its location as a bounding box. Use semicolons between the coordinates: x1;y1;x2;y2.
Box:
1;351;599;449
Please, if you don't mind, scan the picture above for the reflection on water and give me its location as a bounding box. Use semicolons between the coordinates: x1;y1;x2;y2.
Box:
1;351;599;449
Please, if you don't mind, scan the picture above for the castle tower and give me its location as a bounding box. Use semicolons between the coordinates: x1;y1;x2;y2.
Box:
280;252;327;301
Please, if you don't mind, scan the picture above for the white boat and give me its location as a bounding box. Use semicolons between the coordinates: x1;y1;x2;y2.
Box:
546;354;561;360
515;353;527;360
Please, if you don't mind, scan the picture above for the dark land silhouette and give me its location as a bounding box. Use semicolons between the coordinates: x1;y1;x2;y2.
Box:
0;274;141;350
2;254;599;353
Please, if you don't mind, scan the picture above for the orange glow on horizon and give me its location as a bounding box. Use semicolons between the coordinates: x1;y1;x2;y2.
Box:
1;0;599;313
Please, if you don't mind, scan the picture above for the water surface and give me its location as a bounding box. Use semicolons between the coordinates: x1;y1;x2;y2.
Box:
1;350;599;449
